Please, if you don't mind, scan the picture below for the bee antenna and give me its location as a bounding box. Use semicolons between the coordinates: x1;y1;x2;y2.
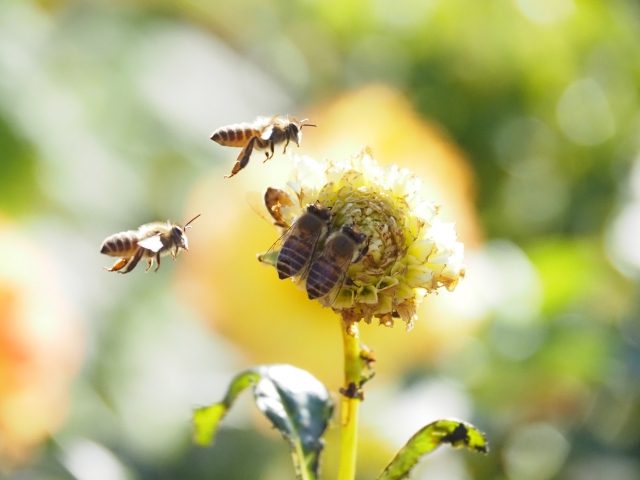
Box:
300;119;317;128
184;214;201;229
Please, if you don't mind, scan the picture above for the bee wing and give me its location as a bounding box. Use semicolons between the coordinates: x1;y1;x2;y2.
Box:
246;191;274;225
294;230;328;283
261;223;326;280
295;251;317;284
304;246;352;306
137;234;164;253
322;271;349;308
259;226;292;268
260;124;274;140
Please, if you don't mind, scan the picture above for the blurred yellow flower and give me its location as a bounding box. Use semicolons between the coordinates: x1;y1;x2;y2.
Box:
259;148;466;332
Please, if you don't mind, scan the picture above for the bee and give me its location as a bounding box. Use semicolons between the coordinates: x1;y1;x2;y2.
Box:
262;202;331;279
100;214;201;274
263;186;295;229
210;115;316;178
248;186;295;231
305;225;368;304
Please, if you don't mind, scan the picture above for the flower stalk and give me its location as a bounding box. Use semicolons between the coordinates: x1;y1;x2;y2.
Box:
338;323;362;480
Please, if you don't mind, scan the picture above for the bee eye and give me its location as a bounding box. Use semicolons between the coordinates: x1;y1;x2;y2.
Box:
172;226;182;236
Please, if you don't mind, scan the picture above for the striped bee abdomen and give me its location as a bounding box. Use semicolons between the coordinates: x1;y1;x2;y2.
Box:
210;124;259;148
276;236;315;279
100;231;138;256
306;261;344;299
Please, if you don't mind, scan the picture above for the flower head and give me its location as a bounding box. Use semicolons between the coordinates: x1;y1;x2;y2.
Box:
259;148;466;333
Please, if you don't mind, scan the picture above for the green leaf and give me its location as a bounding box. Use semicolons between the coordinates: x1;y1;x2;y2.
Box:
377;419;489;480
193;364;334;480
193;370;259;446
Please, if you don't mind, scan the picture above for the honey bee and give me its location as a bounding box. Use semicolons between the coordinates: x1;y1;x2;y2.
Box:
210;115;316;178
100;214;201;274
305;225;368;304
263;186;295;229
247;186;295;231
262;202;331;279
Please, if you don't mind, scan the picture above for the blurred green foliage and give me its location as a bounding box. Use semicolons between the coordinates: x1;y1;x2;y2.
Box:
0;116;40;215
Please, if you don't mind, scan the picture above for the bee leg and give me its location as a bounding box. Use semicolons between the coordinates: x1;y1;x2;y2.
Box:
263;140;274;163
145;257;154;273
154;253;161;272
354;242;370;264
224;136;257;178
104;258;128;273
121;248;144;274
282;137;290;154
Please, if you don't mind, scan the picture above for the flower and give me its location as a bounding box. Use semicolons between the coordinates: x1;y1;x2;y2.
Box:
258;148;466;332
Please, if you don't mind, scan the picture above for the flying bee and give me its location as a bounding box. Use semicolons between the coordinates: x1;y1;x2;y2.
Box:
263;186;295;229
100;214;201;274
210;115;316;178
305;225;368;305
261;202;331;279
247;186;295;231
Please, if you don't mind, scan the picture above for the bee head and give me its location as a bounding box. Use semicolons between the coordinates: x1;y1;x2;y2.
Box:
294;118;316;144
175;214;201;252
342;225;367;245
307;202;332;222
287;121;301;144
170;225;188;251
342;225;369;262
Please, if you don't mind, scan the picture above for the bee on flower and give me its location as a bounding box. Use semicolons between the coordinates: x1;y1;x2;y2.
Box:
258;148;466;333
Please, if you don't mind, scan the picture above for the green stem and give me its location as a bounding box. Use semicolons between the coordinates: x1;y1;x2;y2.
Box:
338;323;361;480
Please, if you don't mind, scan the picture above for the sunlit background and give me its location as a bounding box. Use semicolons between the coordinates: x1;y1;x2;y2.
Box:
1;0;640;479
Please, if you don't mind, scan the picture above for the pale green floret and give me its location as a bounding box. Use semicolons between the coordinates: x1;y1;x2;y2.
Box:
356;285;378;304
404;265;433;289
377;276;399;291
332;289;355;310
407;239;436;263
394;282;415;303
